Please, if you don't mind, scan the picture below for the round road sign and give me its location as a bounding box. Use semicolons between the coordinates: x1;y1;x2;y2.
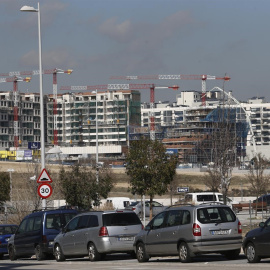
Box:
38;183;53;199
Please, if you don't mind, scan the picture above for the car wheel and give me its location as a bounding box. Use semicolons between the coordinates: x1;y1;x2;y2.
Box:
179;242;191;263
54;244;65;262
35;244;46;261
223;249;240;260
88;243;102;261
246;243;261;263
8;246;17;261
136;242;149;263
0;253;3;260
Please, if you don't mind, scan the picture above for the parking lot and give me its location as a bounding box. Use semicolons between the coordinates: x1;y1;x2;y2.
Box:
1;253;270;270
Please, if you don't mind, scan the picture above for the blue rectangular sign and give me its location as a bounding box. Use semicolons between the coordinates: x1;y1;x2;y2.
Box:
177;187;189;193
28;142;41;150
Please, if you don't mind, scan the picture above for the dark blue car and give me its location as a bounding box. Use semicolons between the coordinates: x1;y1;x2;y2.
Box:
8;209;77;261
0;224;18;259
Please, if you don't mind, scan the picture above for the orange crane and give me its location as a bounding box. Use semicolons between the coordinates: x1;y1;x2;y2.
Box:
0;68;73;145
60;83;179;140
111;74;230;106
0;76;31;148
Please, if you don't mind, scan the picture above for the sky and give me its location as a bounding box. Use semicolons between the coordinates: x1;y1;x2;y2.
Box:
0;0;270;104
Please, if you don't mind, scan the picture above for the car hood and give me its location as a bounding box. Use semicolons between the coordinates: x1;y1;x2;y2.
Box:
245;227;263;238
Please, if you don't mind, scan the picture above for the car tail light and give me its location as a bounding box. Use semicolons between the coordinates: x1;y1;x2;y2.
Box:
99;226;109;237
42;235;47;243
141;224;144;230
132;207;136;211
238;221;242;234
193;223;201;236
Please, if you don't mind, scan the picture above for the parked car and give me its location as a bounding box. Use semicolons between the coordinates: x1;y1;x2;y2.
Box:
0;224;18;259
125;200;167;217
253;194;270;210
53;210;143;262
242;217;270;263
134;203;242;263
8;209;78;261
183;192;234;207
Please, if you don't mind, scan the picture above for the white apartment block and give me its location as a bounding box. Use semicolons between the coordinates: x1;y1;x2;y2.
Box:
46;90;141;149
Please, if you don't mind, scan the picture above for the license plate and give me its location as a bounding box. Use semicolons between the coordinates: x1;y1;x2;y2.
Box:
211;230;229;235
118;237;134;241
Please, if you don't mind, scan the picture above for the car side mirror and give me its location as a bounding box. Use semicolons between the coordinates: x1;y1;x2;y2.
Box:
145;225;152;231
259;222;265;228
61;227;67;233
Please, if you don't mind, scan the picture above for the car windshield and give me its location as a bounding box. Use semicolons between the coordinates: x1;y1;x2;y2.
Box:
103;213;141;226
0;226;17;235
197;207;236;224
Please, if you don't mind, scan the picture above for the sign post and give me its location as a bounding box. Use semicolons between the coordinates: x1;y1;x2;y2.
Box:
37;169;53;202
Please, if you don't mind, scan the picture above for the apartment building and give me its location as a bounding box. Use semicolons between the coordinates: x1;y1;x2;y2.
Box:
0;91;41;149
45;90;141;148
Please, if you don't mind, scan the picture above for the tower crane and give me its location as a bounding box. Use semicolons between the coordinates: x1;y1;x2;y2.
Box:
0;76;31;148
0;68;73;145
60;83;179;141
111;74;230;106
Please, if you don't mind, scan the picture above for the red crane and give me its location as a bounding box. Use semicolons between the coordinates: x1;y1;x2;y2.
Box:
110;74;230;106
0;76;31;148
0;68;73;145
60;83;179;140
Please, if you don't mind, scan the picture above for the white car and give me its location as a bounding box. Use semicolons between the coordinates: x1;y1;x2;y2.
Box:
125;200;167;217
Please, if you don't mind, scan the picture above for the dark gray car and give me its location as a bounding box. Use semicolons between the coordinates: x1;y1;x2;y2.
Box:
134;203;242;263
53;210;143;262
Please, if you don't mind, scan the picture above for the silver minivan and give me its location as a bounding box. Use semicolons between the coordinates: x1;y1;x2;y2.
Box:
53;210;143;261
134;203;242;263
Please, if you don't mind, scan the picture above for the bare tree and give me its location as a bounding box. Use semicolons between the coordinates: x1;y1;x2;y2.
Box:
246;153;270;215
210;106;237;204
203;169;221;192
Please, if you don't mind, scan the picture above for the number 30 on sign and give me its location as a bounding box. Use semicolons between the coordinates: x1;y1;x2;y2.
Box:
38;183;53;199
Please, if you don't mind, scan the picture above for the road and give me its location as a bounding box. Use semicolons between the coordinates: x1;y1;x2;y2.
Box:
0;254;270;270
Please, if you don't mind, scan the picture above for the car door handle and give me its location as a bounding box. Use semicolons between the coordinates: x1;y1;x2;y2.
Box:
156;233;160;237
85;233;88;235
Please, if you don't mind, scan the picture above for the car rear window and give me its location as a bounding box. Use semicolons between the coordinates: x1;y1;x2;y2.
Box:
197;207;236;224
197;195;216;202
102;212;141;226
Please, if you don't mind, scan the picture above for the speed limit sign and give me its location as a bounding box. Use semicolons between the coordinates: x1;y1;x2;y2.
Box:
38;183;53;199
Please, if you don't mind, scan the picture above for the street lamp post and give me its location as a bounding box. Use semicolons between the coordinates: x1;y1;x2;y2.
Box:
21;3;46;209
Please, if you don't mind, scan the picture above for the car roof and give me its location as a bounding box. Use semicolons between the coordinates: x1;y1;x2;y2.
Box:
167;203;231;210
23;209;78;219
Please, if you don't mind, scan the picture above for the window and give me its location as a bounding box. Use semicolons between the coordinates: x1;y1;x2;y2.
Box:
197;207;236;224
63;213;77;226
26;218;35;232
17;219;28;234
182;210;191;225
102;213;141;226
46;214;61;229
66;217;80;232
197;195;216;202
166;210;182;227
88;215;99;227
33;217;42;231
151;212;166;230
77;215;90;229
